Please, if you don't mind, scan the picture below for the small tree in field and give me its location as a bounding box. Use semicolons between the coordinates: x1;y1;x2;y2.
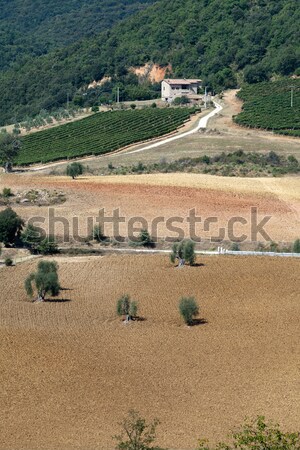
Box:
25;260;60;302
0;133;21;172
179;297;199;325
0;208;24;246
66;162;84;179
114;410;162;450
117;294;138;321
170;239;195;267
293;238;300;253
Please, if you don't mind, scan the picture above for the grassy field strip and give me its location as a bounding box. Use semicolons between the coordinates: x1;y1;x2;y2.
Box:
126;101;223;155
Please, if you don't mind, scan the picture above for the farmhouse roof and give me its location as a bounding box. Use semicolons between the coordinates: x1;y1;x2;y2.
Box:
164;78;202;85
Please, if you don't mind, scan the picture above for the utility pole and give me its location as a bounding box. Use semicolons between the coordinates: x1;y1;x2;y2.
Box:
204;86;208;109
291;86;294;108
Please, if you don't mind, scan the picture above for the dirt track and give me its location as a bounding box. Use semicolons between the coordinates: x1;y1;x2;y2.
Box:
0;254;299;450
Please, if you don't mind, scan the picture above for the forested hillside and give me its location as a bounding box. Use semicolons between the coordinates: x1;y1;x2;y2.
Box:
0;0;299;125
0;0;155;70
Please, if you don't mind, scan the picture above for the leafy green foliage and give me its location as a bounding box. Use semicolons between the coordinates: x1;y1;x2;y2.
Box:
106;150;299;177
293;239;300;253
4;257;13;266
170;240;195;266
137;229;155;248
18;108;195;165
66;162;84;179
116;294;138;320
179;297;199;325
0;133;21;171
0;208;24;246
235;78;300;136
197;416;300;450
24;260;60;301
92;224;105;242
114;410;161;450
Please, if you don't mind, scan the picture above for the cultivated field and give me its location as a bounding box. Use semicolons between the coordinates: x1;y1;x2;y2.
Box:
0;254;299;450
1;172;299;245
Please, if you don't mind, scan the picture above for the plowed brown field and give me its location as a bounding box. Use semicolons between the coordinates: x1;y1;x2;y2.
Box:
0;254;299;450
1;173;300;243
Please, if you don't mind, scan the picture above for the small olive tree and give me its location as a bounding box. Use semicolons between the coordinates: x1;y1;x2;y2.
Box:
25;260;60;302
170;239;195;267
114;410;162;450
66;162;84;179
179;296;199;325
117;294;138;321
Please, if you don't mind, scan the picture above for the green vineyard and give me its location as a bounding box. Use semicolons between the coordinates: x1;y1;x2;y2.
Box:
18;107;197;165
234;79;300;137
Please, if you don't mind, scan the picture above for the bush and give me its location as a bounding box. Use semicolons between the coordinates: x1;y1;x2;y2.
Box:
2;187;13;198
4;257;13;266
137;229;155;248
293;238;300;253
130;103;136;109
91;105;99;112
230;242;240;251
92;224;105;242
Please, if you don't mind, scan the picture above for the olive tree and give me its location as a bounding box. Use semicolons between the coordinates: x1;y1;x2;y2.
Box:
0;207;24;246
0;133;21;172
66;162;84;179
170;239;195;267
117;294;138;321
179;296;199;325
25;260;60;302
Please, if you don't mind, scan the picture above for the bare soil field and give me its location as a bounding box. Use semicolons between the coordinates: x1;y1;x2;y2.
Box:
0;254;299;450
1;173;299;244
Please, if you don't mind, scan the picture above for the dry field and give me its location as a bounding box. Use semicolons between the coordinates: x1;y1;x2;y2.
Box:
1;172;299;245
0;254;299;450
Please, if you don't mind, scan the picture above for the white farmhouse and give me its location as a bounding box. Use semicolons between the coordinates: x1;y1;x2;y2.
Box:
161;78;202;103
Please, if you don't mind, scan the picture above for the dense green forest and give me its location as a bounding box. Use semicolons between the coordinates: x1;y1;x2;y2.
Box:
0;0;155;70
235;78;300;136
0;0;299;125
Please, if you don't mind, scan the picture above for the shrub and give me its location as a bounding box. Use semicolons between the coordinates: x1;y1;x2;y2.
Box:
91;105;99;112
2;187;13;198
137;229;155;248
4;257;13;266
230;242;240;251
293;238;300;253
179;297;199;325
92;224;105;242
130;103;136;109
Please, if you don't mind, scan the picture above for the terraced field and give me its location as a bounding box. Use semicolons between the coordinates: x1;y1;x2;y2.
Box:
18;108;196;165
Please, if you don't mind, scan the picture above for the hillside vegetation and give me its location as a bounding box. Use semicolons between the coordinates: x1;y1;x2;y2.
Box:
18;107;196;165
235;78;300;136
0;0;155;71
0;0;299;125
